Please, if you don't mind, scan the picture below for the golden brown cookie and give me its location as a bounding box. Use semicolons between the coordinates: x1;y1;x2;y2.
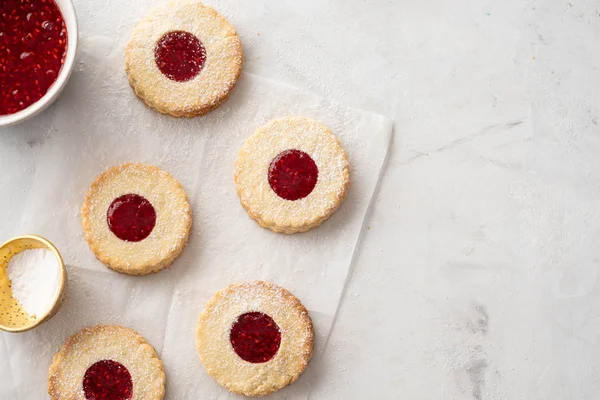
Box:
196;281;314;397
81;163;192;275
125;0;243;117
48;325;166;400
234;116;350;234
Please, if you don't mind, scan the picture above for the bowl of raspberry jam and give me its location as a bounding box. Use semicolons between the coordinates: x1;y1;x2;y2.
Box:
0;0;78;127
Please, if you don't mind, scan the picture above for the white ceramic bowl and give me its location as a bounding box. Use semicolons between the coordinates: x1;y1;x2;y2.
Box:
0;0;78;128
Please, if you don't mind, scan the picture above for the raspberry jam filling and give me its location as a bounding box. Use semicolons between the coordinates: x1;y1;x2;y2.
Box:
230;312;281;363
83;360;133;400
154;31;206;82
268;149;319;201
0;0;68;116
107;194;156;242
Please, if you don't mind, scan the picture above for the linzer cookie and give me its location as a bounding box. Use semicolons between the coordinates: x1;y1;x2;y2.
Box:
81;163;192;275
196;281;314;397
234;116;350;234
125;0;243;117
48;325;166;400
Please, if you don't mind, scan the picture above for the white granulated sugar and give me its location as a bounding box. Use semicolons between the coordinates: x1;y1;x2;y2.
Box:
7;248;60;318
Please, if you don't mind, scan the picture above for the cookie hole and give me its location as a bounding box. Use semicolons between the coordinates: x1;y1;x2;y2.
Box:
268;149;319;201
107;194;156;242
154;30;206;82
83;360;133;400
230;312;281;363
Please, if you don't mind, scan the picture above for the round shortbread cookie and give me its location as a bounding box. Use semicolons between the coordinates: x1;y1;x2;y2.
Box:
81;163;192;275
125;0;243;117
48;325;166;400
234;116;350;234
196;281;314;397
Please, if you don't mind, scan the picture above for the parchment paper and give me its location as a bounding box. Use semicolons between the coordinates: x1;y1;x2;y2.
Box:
0;36;391;399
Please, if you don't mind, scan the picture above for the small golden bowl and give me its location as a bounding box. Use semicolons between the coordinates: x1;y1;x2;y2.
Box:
0;235;67;332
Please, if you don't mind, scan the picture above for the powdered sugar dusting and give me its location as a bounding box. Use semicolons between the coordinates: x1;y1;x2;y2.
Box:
125;0;243;116
5;35;392;396
48;325;165;399
82;163;192;275
196;281;314;396
234;116;350;233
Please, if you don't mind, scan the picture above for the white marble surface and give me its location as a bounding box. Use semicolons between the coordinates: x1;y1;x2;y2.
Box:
2;0;600;398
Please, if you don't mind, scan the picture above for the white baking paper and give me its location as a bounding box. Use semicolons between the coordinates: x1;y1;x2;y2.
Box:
0;36;391;399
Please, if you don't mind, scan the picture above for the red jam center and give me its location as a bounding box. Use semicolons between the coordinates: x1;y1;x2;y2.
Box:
268;149;319;201
107;194;156;242
154;31;206;82
0;0;68;116
83;360;133;400
230;312;281;363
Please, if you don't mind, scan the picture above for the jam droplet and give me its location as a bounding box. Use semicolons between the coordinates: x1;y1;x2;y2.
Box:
107;194;156;242
154;31;206;82
230;312;281;363
268;149;319;201
0;0;68;116
83;360;133;400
